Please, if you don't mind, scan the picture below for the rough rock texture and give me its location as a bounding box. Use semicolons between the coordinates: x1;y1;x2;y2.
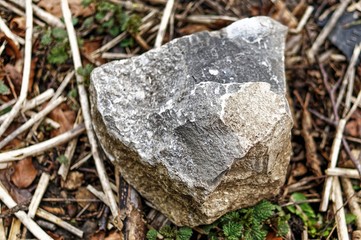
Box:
90;16;292;226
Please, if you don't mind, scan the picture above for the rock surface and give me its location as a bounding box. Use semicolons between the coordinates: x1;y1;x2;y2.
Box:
90;16;292;226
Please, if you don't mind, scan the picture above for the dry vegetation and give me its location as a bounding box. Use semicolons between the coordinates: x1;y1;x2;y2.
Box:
0;0;361;239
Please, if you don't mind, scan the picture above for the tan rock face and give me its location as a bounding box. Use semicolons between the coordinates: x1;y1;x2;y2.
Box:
90;16;292;226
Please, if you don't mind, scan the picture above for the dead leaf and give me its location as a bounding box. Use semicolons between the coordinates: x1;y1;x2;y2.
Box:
0;33;21;59
42;206;66;215
89;230;106;240
48;103;76;137
75;187;99;211
292;163;308;177
10;157;38;189
48;232;65;240
266;231;283;240
178;24;210;36
4;64;22;94
61;171;84;190
82;39;105;65
38;0;95;18
9;17;26;38
105;230;123;240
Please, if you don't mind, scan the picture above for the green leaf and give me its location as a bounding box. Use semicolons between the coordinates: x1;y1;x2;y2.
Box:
52;28;68;40
0;80;10;95
120;38;134;47
122;14;141;33
48;45;69;64
95;11;106;21
41;29;52;46
77;64;93;78
81;17;94;29
67;88;78;99
346;213;356;224
159;226;175;238
223;221;242;239
146;229;158;240
57;155;68;164
176;227;192;240
81;0;93;7
253;200;276;222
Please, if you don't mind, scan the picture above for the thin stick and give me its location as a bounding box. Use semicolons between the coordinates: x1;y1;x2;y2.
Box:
24;111;60;129
340;177;361;229
320;119;346;211
343;44;361;116
51;71;74;102
0;0;32;138
345;90;361;121
28;173;50;219
0;124;85;162
0;183;53;240
91;32;127;57
307;0;352;63
61;0;121;229
154;0;174;48
86;185;109;206
0;0;44;27
0;99;16;112
290;6;314;34
58;110;82;180
36;208;83;238
0;16;24;47
331;177;349;240
0;96;66;149
0;89;54;123
326;168;359;179
0;204;5;240
9;0;64;28
70;152;92;170
8;218;21;240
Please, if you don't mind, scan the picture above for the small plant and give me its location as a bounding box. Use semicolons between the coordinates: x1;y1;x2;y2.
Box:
77;64;94;85
0;80;10;95
203;200;289;240
286;192;332;238
40;27;70;65
81;0;141;38
146;226;193;240
146;200;289;240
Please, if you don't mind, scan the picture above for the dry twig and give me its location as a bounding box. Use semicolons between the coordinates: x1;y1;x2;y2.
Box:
0;183;53;240
61;0;122;229
0;124;85;162
0;0;32;138
155;0;175;48
307;0;352;63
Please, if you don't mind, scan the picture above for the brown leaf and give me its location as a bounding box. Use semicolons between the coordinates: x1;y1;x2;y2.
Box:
75;187;99;211
10;157;38;189
0;33;21;60
61;171;84;190
42;206;66;215
4;64;22;94
178;24;210;36
38;0;95;18
105;230;123;240
48;103;76;137
9;17;26;38
89;230;106;240
82;39;106;65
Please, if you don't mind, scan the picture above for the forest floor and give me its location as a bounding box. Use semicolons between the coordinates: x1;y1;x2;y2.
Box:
0;0;361;239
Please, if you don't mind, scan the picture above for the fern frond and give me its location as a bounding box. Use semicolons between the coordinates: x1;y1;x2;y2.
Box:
223;221;243;239
176;227;193;240
253;200;276;222
146;229;158;240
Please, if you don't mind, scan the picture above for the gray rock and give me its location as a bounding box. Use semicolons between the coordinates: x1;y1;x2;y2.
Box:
90;16;292;226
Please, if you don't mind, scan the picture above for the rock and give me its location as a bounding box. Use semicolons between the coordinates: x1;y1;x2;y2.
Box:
90;16;292;226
